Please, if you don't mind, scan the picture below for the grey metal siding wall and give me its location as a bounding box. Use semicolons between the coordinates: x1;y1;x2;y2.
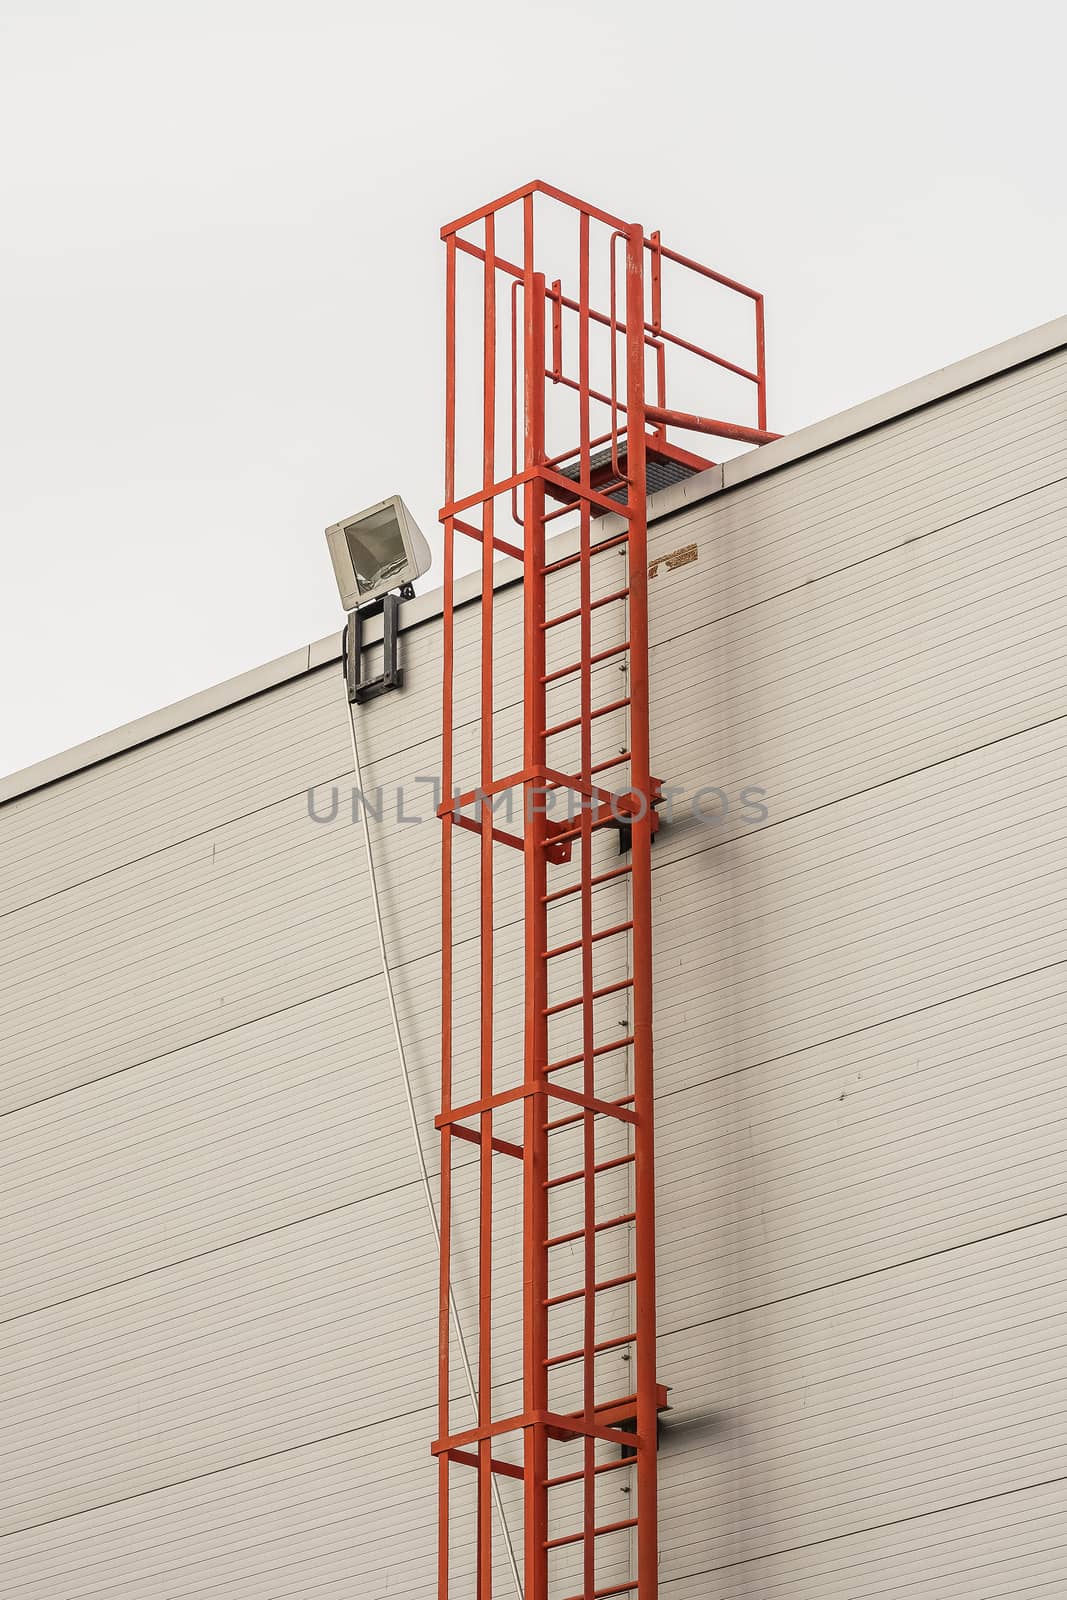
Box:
648;345;1067;1595
1;342;1066;1597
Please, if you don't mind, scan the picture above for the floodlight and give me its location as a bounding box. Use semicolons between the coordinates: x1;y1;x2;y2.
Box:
325;495;432;611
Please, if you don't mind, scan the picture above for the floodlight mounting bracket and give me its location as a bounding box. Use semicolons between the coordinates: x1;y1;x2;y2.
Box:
343;586;414;704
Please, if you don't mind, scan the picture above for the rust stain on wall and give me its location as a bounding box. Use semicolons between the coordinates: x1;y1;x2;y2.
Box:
648;543;698;579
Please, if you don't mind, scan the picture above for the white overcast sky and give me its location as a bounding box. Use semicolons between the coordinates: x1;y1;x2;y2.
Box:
1;0;1064;776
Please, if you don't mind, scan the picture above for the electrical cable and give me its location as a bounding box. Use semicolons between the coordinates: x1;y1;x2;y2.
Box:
344;691;524;1598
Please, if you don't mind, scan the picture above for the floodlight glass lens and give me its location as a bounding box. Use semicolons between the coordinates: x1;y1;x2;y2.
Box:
345;508;408;596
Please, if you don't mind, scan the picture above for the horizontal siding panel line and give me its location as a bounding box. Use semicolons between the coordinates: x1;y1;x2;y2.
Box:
0;1406;435;1545
714;351;1067;508
662;1445;1067;1576
0;870;365;1020
653;748;1067;923
3;1238;437;1404
669;430;1067;623
0;987;391;1160
4;1499;393;1600
685;397;1067;586
667;1297;1067;1419
0;867;624;1115
0;1208;421;1368
0;803;365;969
0;670;335;842
1;1124;439;1288
0;1267;442;1453
650;727;1067;912
0;1037;396;1198
1;906;376;1072
0;1188;378;1332
663;1156;1067;1295
650;958;1067;1099
656;1055;1067;1216
0;1422;433;1588
655;825;1067;979
659;1474;1067;1589
0;969;379;1123
18;987;1058;1249
0;772;354;925
655;999;1067;1144
657;602;1067;766
649;873;1067;1037
657;1059;1067;1200
2;1496;366;1599
658;468;1067;655
657;1402;1067;1538
658;526;1067;721
0;584;612;883
665;1310;1067;1440
665;1221;1067;1346
656;473;1067;657
650;952;1067;1115
1;1144;492;1334
0;692;348;868
0;1070;422;1227
707;363;1067;538
712;412;1067;586
655;673;1067;853
666;702;1067;874
0;871;371;1028
678;962;1067;1102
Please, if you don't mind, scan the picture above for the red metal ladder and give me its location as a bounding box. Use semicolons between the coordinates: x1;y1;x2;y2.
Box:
433;181;771;1600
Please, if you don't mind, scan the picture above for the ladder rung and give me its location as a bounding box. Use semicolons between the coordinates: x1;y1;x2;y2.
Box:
541;587;629;631
546;1455;633;1490
546;1035;634;1075
545;1331;634;1369
541;531;629;576
543;920;633;961
544;1151;635;1191
544;978;633;1018
543;696;630;741
561;1583;638;1600
543;864;631;905
544;751;632;793
545;1271;637;1309
545;1516;639;1550
589;749;631;777
541;641;630;685
546;1211;636;1248
546;1092;635;1133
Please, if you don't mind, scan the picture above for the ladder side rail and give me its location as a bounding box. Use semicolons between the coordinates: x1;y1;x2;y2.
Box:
477;209;499;1600
624;222;659;1600
577;206;598;1600
522;193;551;1600
438;227;457;1600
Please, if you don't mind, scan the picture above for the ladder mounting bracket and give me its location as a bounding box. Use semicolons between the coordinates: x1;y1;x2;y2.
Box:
343;585;415;704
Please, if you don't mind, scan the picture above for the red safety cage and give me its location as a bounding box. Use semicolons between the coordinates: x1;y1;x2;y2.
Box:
433;179;773;1600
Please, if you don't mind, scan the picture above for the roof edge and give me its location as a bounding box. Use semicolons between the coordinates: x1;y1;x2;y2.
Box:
721;311;1067;492
4;310;1065;806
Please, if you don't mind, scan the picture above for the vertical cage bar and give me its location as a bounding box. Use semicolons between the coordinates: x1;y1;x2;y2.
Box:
477;211;497;1600
623;220;659;1600
521;194;550;1599
608;233;623;481
755;293;768;433
578;205;597;1600
439;228;457;1600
